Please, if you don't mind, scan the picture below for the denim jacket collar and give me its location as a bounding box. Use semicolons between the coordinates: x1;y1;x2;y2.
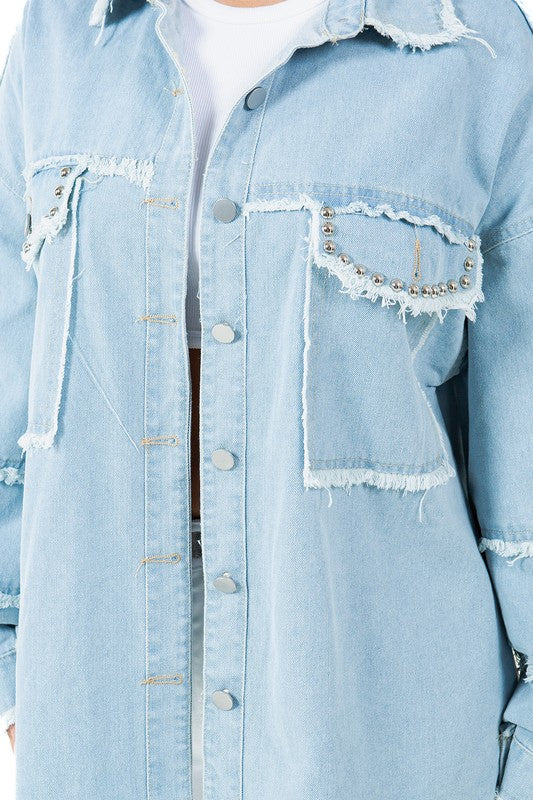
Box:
89;0;477;52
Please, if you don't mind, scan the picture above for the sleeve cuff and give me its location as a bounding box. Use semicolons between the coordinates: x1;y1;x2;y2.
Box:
497;724;533;799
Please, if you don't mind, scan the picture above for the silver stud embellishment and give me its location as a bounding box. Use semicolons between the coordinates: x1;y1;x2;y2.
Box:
464;257;474;271
323;240;336;253
459;275;470;288
371;273;384;286
320;206;334;219
447;279;458;292
408;284;419;297
431;285;440;297
339;253;351;265
438;282;448;295
390;279;403;292
60;166;71;178
48;207;58;217
54;186;64;198
421;285;432;297
321;222;334;235
354;265;365;276
466;238;476;251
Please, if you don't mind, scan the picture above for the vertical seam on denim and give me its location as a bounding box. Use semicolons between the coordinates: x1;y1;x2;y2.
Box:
140;24;182;796
143;168;151;800
302;212;314;488
238;73;270;800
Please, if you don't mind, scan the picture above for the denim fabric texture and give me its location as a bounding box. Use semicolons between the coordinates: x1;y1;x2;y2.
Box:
0;1;532;798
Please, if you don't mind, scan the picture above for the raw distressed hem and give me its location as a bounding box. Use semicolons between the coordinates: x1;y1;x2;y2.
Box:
310;208;484;323
17;430;55;453
364;0;496;56
0;465;24;486
0;706;15;731
0;592;20;610
303;461;455;492
24;155;154;191
244;193;473;245
479;538;533;563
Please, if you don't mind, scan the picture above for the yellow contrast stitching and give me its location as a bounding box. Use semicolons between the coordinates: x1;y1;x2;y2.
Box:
141;674;183;685
138;314;178;325
142;197;180;210
140;435;180;447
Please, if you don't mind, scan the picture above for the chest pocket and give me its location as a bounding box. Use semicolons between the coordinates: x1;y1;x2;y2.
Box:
18;159;89;452
302;197;484;493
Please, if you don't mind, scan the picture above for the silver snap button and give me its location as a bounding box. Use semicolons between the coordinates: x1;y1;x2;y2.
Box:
244;86;267;110
213;574;237;594
60;166;71;178
212;689;235;710
211;449;235;471
213;198;238;223
211;323;235;344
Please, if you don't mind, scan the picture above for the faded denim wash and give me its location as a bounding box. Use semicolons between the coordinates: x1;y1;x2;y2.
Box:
0;0;532;799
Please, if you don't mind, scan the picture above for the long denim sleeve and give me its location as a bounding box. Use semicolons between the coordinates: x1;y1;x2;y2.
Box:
0;18;35;731
1;0;532;797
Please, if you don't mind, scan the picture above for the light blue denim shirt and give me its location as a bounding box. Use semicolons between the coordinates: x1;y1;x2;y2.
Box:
0;0;532;798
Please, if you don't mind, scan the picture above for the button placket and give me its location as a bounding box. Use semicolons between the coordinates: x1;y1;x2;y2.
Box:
198;67;271;800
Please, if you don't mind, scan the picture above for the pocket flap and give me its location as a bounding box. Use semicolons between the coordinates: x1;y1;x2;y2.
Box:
21;158;89;269
310;199;484;322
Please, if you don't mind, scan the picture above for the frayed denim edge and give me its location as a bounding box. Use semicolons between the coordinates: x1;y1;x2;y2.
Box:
479;537;533;564
0;465;24;486
305;204;485;324
365;0;496;57
0;592;20;610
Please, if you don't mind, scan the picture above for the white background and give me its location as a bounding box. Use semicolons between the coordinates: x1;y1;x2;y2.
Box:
0;0;532;796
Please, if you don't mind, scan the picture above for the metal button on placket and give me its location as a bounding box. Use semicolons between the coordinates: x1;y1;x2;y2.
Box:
211;323;235;344
211;449;235;471
244;86;266;110
213;198;238;223
212;689;235;710
213;573;237;594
